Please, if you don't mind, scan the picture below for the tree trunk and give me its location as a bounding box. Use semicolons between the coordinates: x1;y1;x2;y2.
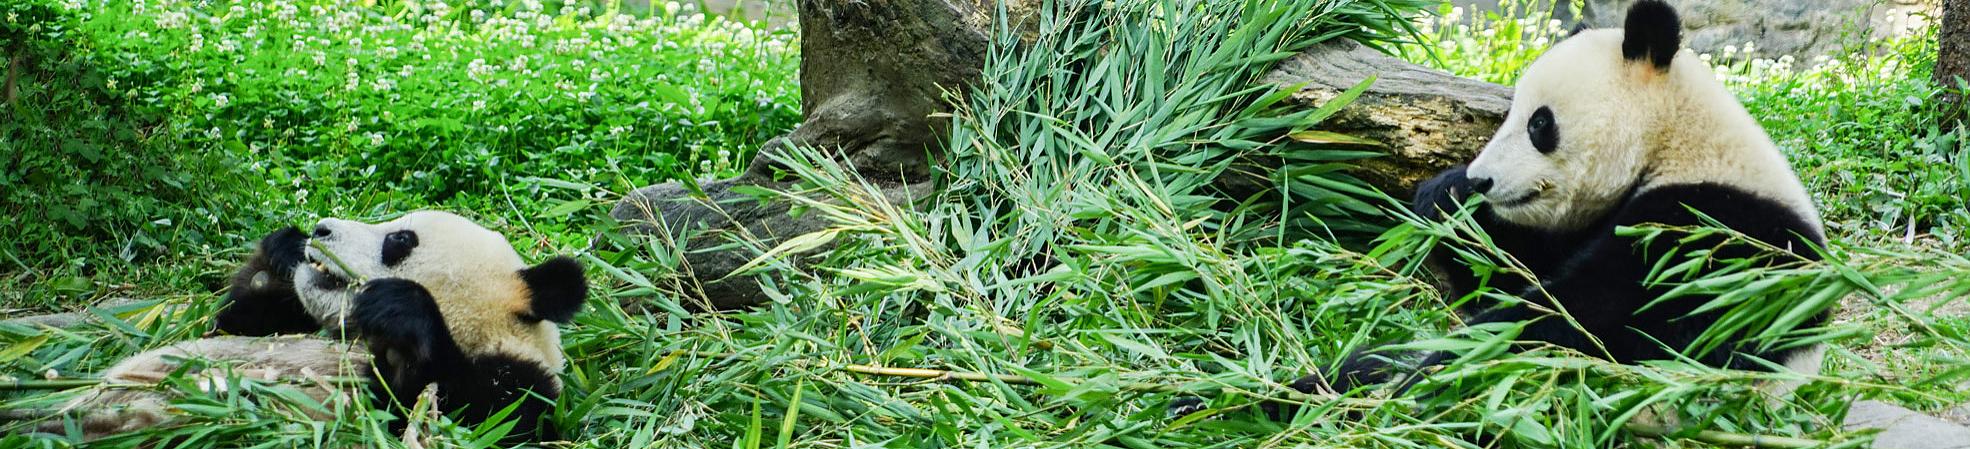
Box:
609;0;993;311
1940;0;1969;126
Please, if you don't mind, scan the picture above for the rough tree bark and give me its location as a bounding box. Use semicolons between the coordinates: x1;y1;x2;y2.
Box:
1940;0;1969;126
609;0;994;311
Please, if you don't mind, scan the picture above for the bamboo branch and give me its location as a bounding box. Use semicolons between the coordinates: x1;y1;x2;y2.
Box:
0;379;100;391
308;240;369;285
837;362;1836;449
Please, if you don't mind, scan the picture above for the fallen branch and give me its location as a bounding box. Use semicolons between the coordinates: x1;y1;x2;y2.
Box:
0;376;369;391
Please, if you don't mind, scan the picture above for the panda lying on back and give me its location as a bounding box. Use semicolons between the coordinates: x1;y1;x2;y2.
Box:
42;211;585;442
1295;0;1827;396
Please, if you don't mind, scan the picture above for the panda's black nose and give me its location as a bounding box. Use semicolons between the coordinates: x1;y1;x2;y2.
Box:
1470;177;1495;195
312;226;332;238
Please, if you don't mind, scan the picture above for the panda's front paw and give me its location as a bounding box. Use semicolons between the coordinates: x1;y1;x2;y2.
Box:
1411;166;1474;221
256;226;309;284
350;279;451;366
215;226;319;336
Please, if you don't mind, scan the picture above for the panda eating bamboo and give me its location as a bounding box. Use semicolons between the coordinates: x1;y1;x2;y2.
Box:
1293;0;1828;400
38;211;585;442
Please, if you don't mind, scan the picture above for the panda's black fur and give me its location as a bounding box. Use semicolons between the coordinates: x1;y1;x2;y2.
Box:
350;278;567;441
212;227;320;336
1293;0;1828;397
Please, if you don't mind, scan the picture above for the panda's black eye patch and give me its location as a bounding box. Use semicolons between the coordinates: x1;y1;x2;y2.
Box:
382;230;419;267
1527;106;1559;154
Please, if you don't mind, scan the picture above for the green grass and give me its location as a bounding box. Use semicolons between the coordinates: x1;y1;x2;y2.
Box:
0;0;801;313
3;0;1969;448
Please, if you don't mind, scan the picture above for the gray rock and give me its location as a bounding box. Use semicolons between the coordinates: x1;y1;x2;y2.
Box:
1262;40;1514;195
609;163;932;311
1945;403;1970;426
1843;400;1970;449
1565;0;1930;59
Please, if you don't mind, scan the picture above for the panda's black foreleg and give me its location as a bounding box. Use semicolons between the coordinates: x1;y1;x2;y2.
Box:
350;279;461;415
350;278;562;442
214;226;321;336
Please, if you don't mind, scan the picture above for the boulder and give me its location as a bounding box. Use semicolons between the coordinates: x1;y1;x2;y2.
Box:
1843;400;1970;449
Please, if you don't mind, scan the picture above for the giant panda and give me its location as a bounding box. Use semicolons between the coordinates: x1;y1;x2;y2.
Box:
37;210;586;442
1291;0;1827;398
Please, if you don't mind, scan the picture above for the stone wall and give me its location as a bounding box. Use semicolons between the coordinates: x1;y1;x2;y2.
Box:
1462;0;1937;59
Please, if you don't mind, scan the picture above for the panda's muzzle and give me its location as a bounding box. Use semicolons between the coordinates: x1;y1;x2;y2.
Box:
1486;189;1542;208
303;252;352;291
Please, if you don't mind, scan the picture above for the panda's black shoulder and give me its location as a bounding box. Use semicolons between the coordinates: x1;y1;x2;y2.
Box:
1615;182;1823;259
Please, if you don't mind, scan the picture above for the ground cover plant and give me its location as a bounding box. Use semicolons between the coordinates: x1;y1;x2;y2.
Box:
3;0;1969;448
0;0;799;312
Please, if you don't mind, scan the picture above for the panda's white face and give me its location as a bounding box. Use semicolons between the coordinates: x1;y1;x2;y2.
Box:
295;211;522;324
294;211;564;369
1464;30;1659;231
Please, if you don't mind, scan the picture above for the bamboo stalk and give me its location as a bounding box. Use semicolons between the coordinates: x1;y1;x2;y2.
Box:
308;240;369;286
0;379;100;391
837;362;1835;449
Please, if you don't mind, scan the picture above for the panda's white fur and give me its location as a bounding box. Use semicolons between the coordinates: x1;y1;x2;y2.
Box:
39;211;584;441
1464;29;1823;243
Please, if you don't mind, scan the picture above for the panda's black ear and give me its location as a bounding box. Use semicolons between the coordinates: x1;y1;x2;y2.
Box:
1622;0;1680;70
519;257;586;323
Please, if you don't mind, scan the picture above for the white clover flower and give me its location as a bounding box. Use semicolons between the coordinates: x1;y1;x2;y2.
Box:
472;100;487;110
212;93;229;108
467;58;492;80
366;132;384;146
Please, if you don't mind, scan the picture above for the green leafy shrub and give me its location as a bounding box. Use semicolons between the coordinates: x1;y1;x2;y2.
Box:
0;0;802;309
1;0;252;278
80;0;800;201
1397;0;1579;84
1721;32;1965;245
